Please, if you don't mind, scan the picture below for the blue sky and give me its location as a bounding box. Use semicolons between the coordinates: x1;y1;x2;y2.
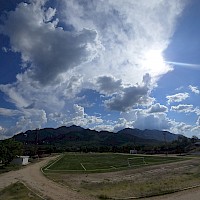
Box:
0;0;200;139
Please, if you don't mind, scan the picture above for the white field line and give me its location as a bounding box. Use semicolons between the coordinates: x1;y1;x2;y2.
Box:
44;154;65;170
80;163;86;171
45;163;148;172
19;181;46;200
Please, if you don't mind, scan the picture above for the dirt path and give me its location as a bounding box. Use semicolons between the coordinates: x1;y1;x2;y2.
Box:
0;156;96;200
143;187;200;200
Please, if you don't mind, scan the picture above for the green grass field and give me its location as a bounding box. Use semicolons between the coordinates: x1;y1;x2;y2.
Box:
43;153;185;173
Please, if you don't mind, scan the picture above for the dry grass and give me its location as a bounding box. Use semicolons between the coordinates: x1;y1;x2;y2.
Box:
45;157;200;199
0;182;43;200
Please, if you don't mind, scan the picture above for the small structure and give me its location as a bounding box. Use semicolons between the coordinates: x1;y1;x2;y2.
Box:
194;142;200;146
11;156;29;165
130;149;137;154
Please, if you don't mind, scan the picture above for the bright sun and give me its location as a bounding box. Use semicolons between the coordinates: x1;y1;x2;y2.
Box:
143;49;167;75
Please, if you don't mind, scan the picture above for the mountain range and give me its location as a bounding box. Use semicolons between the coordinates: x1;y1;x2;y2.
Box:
13;125;181;147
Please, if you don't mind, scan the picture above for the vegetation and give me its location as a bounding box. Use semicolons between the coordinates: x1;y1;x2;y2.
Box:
0;182;43;200
12;125;199;156
0;139;23;165
46;156;200;199
12;125;179;154
43;153;185;173
81;170;200;199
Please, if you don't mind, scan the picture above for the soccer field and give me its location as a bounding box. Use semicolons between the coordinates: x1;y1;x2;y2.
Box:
43;153;185;173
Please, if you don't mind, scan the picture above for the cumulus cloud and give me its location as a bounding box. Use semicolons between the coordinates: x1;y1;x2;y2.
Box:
93;124;114;132
171;104;194;113
171;121;193;135
189;85;200;94
96;76;122;95
48;104;103;128
133;111;172;130
170;104;200;116
1;108;47;138
113;118;133;132
62;0;186;86
166;92;189;104
147;103;168;113
0;1;100;85
105;74;153;112
0;0;190;137
105;86;149;112
121;109;172;131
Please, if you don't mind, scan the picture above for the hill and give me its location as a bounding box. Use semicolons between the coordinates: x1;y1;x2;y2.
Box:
117;128;179;142
13;125;180;148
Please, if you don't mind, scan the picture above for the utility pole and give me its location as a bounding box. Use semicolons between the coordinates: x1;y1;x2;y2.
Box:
163;132;168;156
35;128;39;158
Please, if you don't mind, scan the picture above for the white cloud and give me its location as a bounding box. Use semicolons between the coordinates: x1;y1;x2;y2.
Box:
68;104;103;127
121;109;172;131
170;104;200;116
93;124;114;132
170;121;193;135
0;108;22;116
48;104;103;128
148;103;168;113
2;108;47;138
113;118;133;132
189;85;200;94
175;86;184;91
0;126;4;131
61;0;186;86
166;92;189;104
134;111;172;130
2;47;11;53
197;116;200;126
171;104;194;113
0;126;6;140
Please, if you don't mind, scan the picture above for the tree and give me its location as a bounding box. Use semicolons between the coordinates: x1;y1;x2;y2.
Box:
0;139;23;165
191;135;199;143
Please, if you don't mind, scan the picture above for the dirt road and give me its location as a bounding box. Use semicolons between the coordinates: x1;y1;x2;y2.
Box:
0;156;96;200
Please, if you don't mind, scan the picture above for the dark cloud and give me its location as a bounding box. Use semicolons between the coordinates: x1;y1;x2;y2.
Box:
105;74;151;112
96;76;122;95
0;1;99;86
105;86;149;112
23;102;35;109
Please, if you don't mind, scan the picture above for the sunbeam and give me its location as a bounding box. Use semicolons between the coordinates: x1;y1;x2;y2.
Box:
166;61;200;70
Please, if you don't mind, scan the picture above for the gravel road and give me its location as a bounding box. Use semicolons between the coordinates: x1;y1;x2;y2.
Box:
0;156;96;200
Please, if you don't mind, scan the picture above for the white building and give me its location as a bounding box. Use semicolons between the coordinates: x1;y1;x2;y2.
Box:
11;156;29;165
130;150;137;154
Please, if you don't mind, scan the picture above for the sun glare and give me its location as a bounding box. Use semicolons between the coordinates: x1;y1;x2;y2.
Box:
143;49;166;75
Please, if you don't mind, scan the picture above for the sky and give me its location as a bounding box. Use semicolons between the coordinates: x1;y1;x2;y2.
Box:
0;0;200;139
